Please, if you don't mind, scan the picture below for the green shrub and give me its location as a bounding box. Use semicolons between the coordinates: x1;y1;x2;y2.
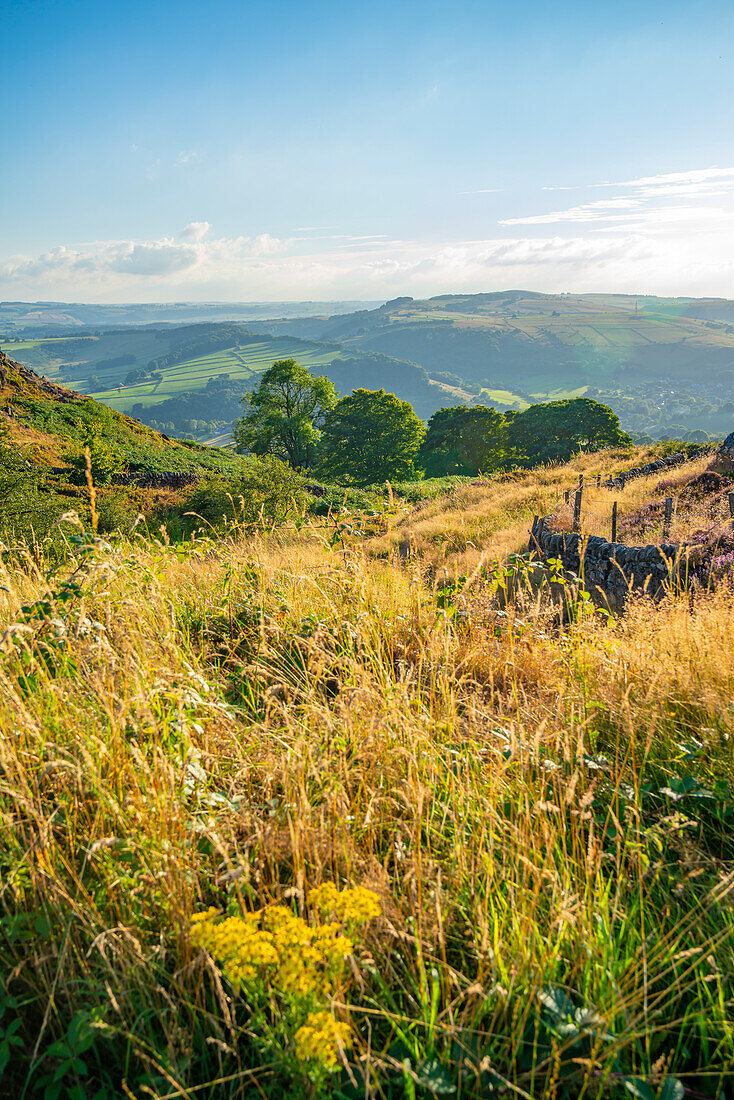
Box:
178;455;306;532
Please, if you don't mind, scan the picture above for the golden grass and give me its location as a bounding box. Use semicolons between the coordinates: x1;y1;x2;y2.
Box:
1;459;733;1096
378;448;713;574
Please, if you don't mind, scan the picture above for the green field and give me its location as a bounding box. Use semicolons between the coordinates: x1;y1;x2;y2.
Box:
90;340;345;413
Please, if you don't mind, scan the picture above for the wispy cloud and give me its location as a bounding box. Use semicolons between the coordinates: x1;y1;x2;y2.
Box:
460;188;503;195
174;150;199;168
502;167;734;233
501;198;642;226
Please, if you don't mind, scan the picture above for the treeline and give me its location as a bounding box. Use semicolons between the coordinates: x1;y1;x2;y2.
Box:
234;359;632;485
96;353;136;371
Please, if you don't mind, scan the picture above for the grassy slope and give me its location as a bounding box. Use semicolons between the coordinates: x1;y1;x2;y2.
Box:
1;448;733;1096
92;339;345;413
0;350;246;475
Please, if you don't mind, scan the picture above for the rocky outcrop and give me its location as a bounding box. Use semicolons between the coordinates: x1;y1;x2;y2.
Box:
0;350;84;405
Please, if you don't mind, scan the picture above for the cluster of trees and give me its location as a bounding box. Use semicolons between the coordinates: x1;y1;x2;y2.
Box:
96;353;136;371
125;367;163;386
233;359;631;485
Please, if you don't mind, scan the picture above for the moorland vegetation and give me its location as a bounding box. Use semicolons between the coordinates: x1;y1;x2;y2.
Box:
0;348;733;1097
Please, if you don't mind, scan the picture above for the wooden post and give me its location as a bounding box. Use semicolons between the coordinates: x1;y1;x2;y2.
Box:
578;473;584;489
529;515;537;552
663;496;673;542
564;489;570;504
611;501;618;544
596;473;601;488
573;488;582;533
729;492;734;531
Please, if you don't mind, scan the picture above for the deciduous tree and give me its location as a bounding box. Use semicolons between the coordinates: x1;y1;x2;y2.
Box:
507;398;631;465
319;388;425;484
234;359;337;470
419;404;508;476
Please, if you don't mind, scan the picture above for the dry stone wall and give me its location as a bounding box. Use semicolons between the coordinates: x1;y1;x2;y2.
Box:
111;471;200;488
530;522;685;610
604;448;707;491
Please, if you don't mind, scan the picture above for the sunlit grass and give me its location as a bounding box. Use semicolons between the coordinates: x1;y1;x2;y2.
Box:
0;456;733;1096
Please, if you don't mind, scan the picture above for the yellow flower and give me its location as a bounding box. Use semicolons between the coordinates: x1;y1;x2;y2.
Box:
295;1010;353;1069
308;884;381;924
190;885;377;1001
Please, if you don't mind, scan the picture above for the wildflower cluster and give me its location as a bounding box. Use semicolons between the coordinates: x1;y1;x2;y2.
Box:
294;1010;353;1068
308;882;382;924
191;902;356;996
191;884;380;1070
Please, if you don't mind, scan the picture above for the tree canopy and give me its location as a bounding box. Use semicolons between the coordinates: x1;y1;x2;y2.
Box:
318;388;425;485
233;359;337;470
507;398;632;465
419;404;508;476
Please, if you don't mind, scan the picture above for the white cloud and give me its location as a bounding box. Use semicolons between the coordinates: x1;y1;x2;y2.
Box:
500;197;642;226
5;166;734;301
499;166;734;243
174;150;199;168
180;221;210;241
605;167;734;189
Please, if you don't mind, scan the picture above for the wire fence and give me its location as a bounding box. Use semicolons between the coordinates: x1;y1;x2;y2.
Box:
544;477;734;547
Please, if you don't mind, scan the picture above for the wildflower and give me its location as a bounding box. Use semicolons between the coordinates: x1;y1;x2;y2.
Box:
308;883;381;924
190;890;366;998
190;910;277;991
295;1010;352;1069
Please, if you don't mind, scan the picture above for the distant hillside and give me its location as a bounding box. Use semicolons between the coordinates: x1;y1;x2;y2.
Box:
245;291;734;436
1;323;454;439
0;299;380;330
5;292;734;440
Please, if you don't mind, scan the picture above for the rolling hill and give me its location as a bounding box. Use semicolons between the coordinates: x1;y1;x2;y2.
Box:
0;323;456;438
4;291;734;440
244;291;734;436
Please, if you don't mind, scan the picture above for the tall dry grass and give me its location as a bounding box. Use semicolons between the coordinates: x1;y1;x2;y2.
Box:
0;468;733;1097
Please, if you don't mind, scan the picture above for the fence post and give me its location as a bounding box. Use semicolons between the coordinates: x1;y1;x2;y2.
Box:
596;473;601;488
564;489;570;504
663;497;673;542
611;501;618;543
729;492;734;532
530;515;538;552
573;488;582;533
578;473;584;489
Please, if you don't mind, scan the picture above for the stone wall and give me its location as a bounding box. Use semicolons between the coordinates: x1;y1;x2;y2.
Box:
604;448;707;491
529;521;685;609
111;471;200;488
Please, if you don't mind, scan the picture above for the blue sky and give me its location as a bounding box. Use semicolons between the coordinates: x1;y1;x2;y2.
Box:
2;0;734;301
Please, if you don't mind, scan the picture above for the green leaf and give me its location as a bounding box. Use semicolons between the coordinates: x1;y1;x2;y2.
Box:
538;985;575;1020
622;1078;656;1100
658;1079;685;1100
414;1058;456;1095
